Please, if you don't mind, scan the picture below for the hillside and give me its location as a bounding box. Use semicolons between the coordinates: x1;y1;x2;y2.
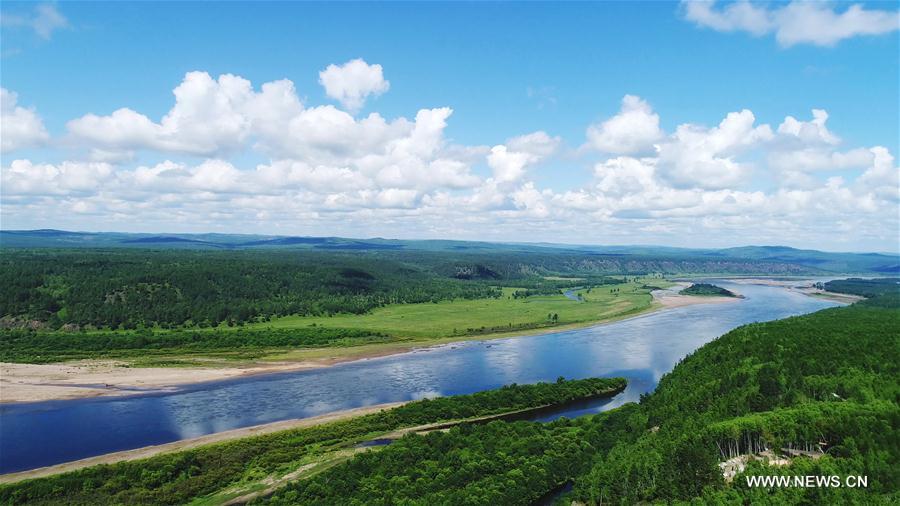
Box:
2;229;897;274
259;295;899;505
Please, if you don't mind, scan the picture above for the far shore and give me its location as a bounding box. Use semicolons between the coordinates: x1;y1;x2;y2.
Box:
0;401;407;484
1;285;738;405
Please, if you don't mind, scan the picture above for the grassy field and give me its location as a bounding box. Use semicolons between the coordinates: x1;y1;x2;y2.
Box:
0;278;672;368
246;279;662;339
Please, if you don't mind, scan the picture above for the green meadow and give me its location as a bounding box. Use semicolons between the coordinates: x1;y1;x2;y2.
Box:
246;280;660;339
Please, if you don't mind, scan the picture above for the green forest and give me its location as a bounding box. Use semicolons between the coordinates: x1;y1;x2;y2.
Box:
0;246;846;332
680;283;738;297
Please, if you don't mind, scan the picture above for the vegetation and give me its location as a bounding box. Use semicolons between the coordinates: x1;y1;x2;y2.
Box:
5;230;898;274
0;250;501;330
1;278;897;504
680;282;738;297
0;327;391;364
822;277;899;299
262;297;899;505
0;378;625;505
0;247;667;363
3;243;860;333
246;283;655;339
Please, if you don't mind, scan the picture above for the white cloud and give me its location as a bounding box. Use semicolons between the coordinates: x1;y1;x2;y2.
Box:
586;95;662;154
774;2;900;47
64;72;478;194
67;72;272;156
683;1;900;47
656;109;773;189
1;88;50;153
318;58;390;113
856;147;900;202
3;76;897;251
488;131;560;183
777;109;839;146
1;3;68;40
1;159;112;195
488;146;533;183
769;147;874;173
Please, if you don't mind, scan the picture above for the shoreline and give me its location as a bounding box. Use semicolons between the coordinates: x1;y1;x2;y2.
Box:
0;401;408;484
0;288;735;405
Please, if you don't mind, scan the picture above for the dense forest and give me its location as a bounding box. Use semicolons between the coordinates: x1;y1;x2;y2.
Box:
0;250;507;330
823;277;899;300
0;246;815;332
0;327;390;363
0;378;626;505
680;283;738;297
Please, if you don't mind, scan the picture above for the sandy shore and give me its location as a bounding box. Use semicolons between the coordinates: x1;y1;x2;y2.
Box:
723;278;864;304
0;401;407;484
0;359;333;404
1;289;736;405
651;282;743;308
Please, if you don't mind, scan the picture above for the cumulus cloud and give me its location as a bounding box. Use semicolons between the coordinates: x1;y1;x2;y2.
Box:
318;58;390;113
3;72;897;250
586;95;662;154
67;72;288;156
488;131;560;183
656;109;773;189
1;88;50;153
683;1;900;47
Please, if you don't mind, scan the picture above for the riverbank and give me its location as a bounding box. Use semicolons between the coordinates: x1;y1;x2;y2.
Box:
724;278;864;304
0;286;736;404
0;401;407;484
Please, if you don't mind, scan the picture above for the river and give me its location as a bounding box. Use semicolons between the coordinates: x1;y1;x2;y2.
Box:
0;280;839;473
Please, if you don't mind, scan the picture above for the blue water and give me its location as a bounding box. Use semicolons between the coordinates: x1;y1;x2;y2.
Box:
0;281;838;473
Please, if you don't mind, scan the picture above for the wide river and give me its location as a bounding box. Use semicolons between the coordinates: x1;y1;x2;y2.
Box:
0;280;839;473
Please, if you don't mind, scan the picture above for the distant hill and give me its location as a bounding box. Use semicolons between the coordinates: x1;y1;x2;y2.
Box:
1;229;897;274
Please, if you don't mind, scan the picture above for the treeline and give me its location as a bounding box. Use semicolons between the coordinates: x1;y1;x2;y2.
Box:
569;299;899;504
261;298;898;504
680;283;737;297
1;246;820;331
823;277;899;299
0;327;389;363
0;377;625;506
0;250;501;330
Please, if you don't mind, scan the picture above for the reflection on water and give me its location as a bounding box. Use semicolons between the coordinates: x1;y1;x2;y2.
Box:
0;282;838;473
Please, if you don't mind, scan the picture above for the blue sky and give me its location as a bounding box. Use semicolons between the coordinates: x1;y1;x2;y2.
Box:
1;1;899;251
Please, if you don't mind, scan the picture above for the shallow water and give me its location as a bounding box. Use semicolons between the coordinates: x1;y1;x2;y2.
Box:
0;281;838;473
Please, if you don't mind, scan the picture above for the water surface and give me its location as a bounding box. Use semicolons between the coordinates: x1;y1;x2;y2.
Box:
0;281;838;473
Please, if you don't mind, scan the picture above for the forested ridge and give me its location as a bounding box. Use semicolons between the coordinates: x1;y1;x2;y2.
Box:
0;378;625;505
0;250;503;329
0;248;824;331
257;292;899;505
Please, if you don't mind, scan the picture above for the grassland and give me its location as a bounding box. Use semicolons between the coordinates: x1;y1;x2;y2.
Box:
245;279;661;340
